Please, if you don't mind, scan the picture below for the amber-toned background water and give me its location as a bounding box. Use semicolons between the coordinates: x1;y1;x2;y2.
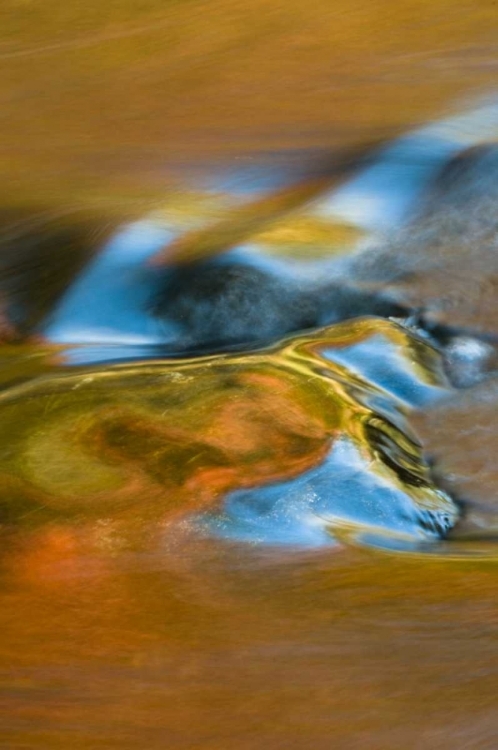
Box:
2;0;498;208
1;2;497;748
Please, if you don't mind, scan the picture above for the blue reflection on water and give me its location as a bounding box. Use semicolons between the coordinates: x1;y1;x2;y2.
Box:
194;437;455;548
42;221;179;345
314;99;498;231
314;136;459;231
319;333;447;409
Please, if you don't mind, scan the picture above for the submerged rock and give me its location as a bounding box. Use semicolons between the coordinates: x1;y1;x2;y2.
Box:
151;257;405;352
411;377;498;540
351;144;498;340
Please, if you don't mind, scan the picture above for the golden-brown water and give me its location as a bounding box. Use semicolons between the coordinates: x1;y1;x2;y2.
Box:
1;2;498;748
2;0;498;209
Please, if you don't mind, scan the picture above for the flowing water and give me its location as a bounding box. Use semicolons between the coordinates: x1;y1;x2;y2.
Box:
1;2;498;748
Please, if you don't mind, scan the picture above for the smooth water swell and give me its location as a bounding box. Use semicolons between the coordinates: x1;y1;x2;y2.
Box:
0;319;457;551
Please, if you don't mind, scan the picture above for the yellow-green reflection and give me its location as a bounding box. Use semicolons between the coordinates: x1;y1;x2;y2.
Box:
0;319;456;545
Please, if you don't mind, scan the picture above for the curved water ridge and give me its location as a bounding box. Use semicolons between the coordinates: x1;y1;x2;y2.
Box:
0;318;457;550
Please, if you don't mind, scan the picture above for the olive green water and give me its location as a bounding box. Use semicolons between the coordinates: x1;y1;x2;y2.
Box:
1;2;498;748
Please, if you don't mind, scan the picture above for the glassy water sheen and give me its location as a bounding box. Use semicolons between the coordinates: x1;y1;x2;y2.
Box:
1;3;498;747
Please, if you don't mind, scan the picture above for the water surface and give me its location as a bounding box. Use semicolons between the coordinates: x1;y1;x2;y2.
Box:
1;2;498;748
